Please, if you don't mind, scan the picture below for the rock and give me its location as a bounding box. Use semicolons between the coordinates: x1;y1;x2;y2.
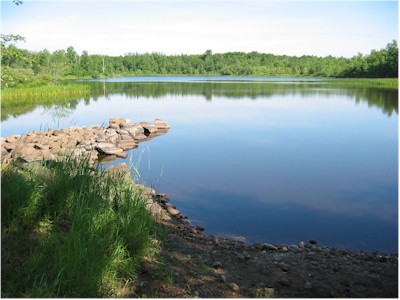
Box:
221;275;227;283
140;122;158;135
125;124;145;136
304;281;313;290
166;206;180;216
52;129;64;136
229;282;240;291
213;261;223;269
280;263;291;272
116;140;137;151
289;245;300;251
95;143;124;155
262;243;278;251
5;134;21;143
298;241;306;249
309;239;318;245
279;277;290;286
281;246;288;252
2;118;168;166
195;225;205;232
154;118;170;129
109;117;127;128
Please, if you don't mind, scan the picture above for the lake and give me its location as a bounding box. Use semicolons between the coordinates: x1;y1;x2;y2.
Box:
2;76;398;253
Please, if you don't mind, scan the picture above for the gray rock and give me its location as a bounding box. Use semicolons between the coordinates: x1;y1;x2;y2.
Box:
304;282;313;290
298;241;306;249
280;263;291;272
213;261;223;269
279;277;290;286
262;243;278;251
221;275;227;283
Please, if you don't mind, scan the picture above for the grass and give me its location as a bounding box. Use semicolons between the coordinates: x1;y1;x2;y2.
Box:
1;83;90;105
322;78;398;89
1;155;157;297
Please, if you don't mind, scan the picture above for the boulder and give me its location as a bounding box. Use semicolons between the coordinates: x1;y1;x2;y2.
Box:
154;118;170;129
116;140;137;151
95;143;124;155
139;122;158;135
125;124;145;137
109;117;127;129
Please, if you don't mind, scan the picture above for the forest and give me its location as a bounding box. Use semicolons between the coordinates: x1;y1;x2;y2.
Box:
1;34;398;88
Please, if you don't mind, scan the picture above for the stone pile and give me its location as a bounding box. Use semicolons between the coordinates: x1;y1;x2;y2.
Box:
1;117;170;165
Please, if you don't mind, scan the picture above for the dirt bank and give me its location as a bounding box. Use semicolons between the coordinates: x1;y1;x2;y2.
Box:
130;194;398;298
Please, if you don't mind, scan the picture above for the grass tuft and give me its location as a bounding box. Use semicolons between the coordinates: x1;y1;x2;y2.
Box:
1;155;157;297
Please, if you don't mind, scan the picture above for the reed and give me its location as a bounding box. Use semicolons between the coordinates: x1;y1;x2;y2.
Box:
324;78;398;89
1;84;90;105
1;155;157;297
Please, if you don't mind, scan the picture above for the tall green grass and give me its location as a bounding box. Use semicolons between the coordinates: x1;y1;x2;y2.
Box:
1;155;157;297
1;84;90;105
323;78;398;89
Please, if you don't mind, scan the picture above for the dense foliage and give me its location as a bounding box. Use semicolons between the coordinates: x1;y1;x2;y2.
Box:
1;34;398;88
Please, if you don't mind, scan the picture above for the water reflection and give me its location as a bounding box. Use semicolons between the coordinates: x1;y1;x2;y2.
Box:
2;80;398;121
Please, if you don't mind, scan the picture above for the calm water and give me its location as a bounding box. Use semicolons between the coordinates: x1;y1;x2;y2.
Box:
2;77;398;253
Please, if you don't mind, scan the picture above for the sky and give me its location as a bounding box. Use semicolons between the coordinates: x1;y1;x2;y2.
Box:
1;0;398;57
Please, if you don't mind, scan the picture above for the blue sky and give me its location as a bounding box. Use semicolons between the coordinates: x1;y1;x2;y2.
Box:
1;0;398;57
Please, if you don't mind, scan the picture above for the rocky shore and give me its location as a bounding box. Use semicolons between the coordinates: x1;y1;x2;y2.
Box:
1;117;170;165
133;191;398;298
1;119;398;298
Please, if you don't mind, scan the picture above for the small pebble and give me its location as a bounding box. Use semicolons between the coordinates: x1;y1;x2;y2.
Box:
213;261;223;269
221;275;227;283
309;239;317;245
263;243;278;251
280;263;291;272
304;282;313;290
229;282;240;291
279;277;290;286
298;241;306;248
195;225;205;231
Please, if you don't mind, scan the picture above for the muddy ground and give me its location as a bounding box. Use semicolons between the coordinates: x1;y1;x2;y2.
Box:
128;195;398;298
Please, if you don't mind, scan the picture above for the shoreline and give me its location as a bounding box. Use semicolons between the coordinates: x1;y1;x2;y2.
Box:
132;190;398;297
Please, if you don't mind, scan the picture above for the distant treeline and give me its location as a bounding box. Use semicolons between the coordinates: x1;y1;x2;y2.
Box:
1;34;398;88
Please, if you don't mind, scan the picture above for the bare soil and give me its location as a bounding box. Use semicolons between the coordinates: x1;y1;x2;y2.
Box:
129;195;398;298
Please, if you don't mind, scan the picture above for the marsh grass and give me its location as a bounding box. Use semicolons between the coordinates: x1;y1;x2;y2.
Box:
1;84;90;105
1;155;157;297
324;78;398;89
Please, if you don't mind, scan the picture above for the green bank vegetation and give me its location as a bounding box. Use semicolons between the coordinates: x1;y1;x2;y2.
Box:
1;84;90;103
322;78;398;89
1;156;158;297
1;33;398;90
